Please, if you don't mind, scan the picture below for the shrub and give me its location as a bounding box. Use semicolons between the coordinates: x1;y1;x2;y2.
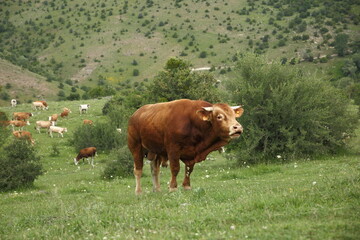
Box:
133;69;139;76
0;112;10;148
0;140;43;191
69;122;122;153
226;54;358;164
102;146;133;179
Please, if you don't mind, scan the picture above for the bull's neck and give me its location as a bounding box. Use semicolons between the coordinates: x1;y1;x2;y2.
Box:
194;122;228;153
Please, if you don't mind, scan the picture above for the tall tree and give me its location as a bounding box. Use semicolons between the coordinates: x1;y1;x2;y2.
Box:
147;58;221;103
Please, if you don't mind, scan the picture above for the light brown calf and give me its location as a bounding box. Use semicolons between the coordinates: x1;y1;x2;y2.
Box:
13;130;35;145
35;121;54;133
9;120;30;130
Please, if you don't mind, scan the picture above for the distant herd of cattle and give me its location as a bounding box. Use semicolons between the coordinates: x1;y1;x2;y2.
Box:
1;100;96;167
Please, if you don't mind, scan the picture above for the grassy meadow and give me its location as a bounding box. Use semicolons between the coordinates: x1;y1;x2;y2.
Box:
0;99;359;239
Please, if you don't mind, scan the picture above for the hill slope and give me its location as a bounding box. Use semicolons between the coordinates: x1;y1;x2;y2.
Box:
0;58;58;105
0;0;359;103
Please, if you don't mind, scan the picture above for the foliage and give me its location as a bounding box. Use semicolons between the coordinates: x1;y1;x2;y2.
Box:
102;146;133;179
0;112;10;148
334;33;349;57
69;122;122;153
50;143;60;157
87;86;116;99
0;140;43;191
147;58;221;102
226;54;359;164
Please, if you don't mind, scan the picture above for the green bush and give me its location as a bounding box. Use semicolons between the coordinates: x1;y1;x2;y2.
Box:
0;140;43;191
102;146;133;179
226;54;358;164
0;112;10;148
69;122;122;153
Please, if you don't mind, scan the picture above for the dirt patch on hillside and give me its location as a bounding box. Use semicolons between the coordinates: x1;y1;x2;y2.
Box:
0;58;57;103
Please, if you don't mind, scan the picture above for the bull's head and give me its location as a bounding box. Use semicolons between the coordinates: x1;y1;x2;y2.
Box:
197;104;244;140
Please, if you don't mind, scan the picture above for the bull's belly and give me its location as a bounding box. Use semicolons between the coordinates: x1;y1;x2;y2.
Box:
142;141;197;161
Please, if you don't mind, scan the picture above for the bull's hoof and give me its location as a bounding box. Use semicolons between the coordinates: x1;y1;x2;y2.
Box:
183;186;192;190
135;189;142;195
153;188;161;193
169;187;178;192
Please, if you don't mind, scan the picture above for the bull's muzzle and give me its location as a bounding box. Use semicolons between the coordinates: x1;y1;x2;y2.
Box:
230;123;243;138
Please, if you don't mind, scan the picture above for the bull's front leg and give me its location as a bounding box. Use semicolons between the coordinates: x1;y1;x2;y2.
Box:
168;157;180;192
183;162;195;190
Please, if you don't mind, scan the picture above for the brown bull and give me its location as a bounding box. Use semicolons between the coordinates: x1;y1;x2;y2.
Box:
127;99;244;195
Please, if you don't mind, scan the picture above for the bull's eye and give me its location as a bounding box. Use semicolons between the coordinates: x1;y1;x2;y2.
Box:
217;114;224;121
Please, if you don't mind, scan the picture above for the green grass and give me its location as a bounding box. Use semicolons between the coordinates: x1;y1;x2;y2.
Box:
1;99;359;239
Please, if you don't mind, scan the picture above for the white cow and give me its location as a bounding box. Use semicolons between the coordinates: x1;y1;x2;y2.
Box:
79;104;90;114
11;99;17;107
49;126;68;138
32;101;48;110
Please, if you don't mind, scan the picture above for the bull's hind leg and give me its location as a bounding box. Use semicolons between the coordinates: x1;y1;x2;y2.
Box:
150;155;162;192
183;163;195;190
128;142;144;195
133;150;144;195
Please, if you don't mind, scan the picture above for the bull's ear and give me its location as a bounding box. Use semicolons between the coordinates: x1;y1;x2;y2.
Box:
231;106;244;118
196;107;213;121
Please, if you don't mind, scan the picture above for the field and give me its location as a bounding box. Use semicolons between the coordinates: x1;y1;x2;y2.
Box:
0;99;359;239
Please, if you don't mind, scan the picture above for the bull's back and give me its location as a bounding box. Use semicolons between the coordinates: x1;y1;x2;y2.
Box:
128;99;211;153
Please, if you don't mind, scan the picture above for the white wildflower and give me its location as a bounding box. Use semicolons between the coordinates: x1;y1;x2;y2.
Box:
230;225;235;230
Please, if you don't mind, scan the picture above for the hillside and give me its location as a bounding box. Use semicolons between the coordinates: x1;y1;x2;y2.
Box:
0;58;59;106
0;0;359;103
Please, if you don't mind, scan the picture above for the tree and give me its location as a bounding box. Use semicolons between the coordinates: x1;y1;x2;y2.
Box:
0;140;43;191
147;58;221;103
226;53;358;164
334;34;349;57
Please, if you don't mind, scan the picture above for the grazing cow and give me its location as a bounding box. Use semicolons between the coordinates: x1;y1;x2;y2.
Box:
32;101;48;110
49;126;68;138
13;130;35;145
128;99;244;194
83;119;93;125
74;147;97;167
11;99;17;107
48;114;59;125
35;120;54;133
13;112;33;121
60;108;71;118
9;120;30;130
79;104;90;114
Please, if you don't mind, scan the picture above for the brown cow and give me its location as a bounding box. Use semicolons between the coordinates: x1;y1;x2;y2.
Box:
74;147;97;167
13;112;33;121
13;130;35;145
83;119;93;125
60;108;71;118
49;114;59;123
127;99;244;195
